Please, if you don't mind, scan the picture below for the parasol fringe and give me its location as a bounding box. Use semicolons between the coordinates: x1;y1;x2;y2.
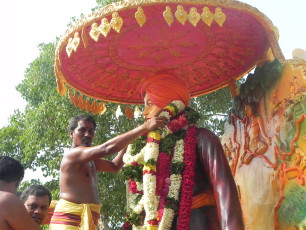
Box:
125;106;133;119
134;106;141;119
55;58;67;96
91;100;99;114
55;75;67;96
98;102;107;115
68;88;107;115
85;99;91;113
78;95;85;110
116;105;122;118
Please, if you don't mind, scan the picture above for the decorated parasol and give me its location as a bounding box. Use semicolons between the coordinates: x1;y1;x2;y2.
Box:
54;0;284;114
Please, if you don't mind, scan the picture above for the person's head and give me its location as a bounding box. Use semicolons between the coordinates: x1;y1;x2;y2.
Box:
20;185;52;225
0;156;24;193
244;102;257;117
69;115;96;147
141;73;190;119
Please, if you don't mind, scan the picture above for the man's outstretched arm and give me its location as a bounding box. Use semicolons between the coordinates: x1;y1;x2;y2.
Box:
66;116;167;163
94;148;126;172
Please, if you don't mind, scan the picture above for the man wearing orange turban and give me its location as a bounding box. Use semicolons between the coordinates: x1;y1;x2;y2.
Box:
141;73;190;108
124;74;244;230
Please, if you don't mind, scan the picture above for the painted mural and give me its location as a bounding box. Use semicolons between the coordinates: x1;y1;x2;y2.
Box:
222;58;306;230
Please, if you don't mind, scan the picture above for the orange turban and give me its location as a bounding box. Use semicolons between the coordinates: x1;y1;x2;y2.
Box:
141;73;190;108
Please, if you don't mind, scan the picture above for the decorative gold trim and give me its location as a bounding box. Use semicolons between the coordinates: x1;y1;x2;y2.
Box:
201;6;213;27
214;7;226;27
56;0;283;59
89;23;100;42
99;18;111;37
66;38;73;57
135;7;146;27
175;5;188;25
163;6;174;26
65;32;80;57
71;32;80;51
110;12;124;33
188;7;201;27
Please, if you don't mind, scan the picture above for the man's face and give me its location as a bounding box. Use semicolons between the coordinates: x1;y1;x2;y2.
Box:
143;94;162;120
70;120;95;147
24;195;50;225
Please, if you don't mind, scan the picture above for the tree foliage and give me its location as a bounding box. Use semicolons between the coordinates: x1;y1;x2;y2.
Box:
230;59;283;119
0;2;233;228
96;0;121;8
0;42;232;228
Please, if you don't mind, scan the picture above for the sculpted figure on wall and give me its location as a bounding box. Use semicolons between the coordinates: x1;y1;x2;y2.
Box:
241;102;272;165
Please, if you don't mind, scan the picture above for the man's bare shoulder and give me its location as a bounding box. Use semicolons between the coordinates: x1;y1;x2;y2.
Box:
0;192;21;230
0;191;22;212
62;146;85;160
62;146;97;166
0;191;19;205
61;147;89;171
0;191;41;230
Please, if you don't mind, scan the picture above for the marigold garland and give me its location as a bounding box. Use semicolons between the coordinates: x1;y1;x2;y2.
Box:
123;100;199;230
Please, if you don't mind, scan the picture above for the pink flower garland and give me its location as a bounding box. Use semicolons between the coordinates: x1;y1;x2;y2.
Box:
129;179;143;194
156;152;172;221
156;152;172;196
167;114;188;133
177;126;197;230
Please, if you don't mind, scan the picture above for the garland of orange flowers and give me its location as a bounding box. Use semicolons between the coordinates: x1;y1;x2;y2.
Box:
123;100;199;230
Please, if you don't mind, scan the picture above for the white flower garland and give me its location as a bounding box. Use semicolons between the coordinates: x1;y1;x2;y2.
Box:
123;100;187;230
123;144;145;165
159;139;184;229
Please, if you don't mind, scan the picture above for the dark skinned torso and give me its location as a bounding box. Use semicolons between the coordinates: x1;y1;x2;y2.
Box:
60;156;100;204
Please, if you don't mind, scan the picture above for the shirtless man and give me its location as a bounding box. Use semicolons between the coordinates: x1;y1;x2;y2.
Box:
49;114;166;229
0;156;41;230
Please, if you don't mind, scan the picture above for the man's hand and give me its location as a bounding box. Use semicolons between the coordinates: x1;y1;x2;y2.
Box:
143;116;167;131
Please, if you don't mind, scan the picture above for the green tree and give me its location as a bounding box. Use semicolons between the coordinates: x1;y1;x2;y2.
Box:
0;3;233;229
0;42;232;229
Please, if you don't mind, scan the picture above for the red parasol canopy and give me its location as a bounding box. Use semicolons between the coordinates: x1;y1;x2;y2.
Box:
54;0;283;113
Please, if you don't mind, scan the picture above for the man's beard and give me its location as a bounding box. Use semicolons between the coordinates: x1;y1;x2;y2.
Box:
81;137;92;146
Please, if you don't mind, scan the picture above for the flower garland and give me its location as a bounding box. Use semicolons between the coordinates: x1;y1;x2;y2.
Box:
123;101;199;230
177;126;197;230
